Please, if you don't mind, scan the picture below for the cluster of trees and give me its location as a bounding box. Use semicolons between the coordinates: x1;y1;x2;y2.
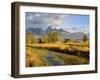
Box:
26;31;88;44
26;31;62;44
26;32;38;44
43;31;62;43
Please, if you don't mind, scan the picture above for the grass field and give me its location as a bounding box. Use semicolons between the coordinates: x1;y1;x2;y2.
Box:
26;42;89;67
26;42;89;58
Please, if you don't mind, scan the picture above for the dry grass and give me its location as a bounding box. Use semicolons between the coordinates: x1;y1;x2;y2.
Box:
26;42;89;51
55;53;89;65
26;47;48;67
26;46;89;67
26;42;89;58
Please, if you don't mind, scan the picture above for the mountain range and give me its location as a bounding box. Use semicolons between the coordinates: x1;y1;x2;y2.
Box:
26;26;89;40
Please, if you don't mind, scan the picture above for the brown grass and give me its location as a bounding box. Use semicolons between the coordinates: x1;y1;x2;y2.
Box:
26;47;48;67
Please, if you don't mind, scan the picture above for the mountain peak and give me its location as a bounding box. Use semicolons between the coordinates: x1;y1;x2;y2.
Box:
26;26;89;40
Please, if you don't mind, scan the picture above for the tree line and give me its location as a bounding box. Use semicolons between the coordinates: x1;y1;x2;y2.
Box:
26;31;88;44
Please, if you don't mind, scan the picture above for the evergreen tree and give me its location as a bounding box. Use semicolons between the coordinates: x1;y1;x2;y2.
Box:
83;34;88;42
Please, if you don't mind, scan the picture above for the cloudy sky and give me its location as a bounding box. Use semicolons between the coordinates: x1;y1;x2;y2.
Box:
25;12;89;33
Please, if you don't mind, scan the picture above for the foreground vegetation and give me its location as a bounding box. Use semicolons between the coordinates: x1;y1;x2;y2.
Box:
26;41;89;58
26;46;89;67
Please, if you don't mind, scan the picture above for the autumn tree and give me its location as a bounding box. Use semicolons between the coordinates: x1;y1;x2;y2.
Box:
43;31;61;43
26;32;33;44
31;35;38;43
26;32;38;44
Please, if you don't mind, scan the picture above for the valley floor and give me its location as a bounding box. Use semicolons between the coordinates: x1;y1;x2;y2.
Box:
26;44;89;67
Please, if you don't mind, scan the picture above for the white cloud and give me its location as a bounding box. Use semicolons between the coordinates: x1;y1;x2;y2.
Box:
27;15;33;20
26;12;89;33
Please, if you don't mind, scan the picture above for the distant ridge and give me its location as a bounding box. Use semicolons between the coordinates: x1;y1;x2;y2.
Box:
26;26;89;40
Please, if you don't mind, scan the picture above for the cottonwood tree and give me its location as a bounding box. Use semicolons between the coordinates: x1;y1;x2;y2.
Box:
43;31;61;43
